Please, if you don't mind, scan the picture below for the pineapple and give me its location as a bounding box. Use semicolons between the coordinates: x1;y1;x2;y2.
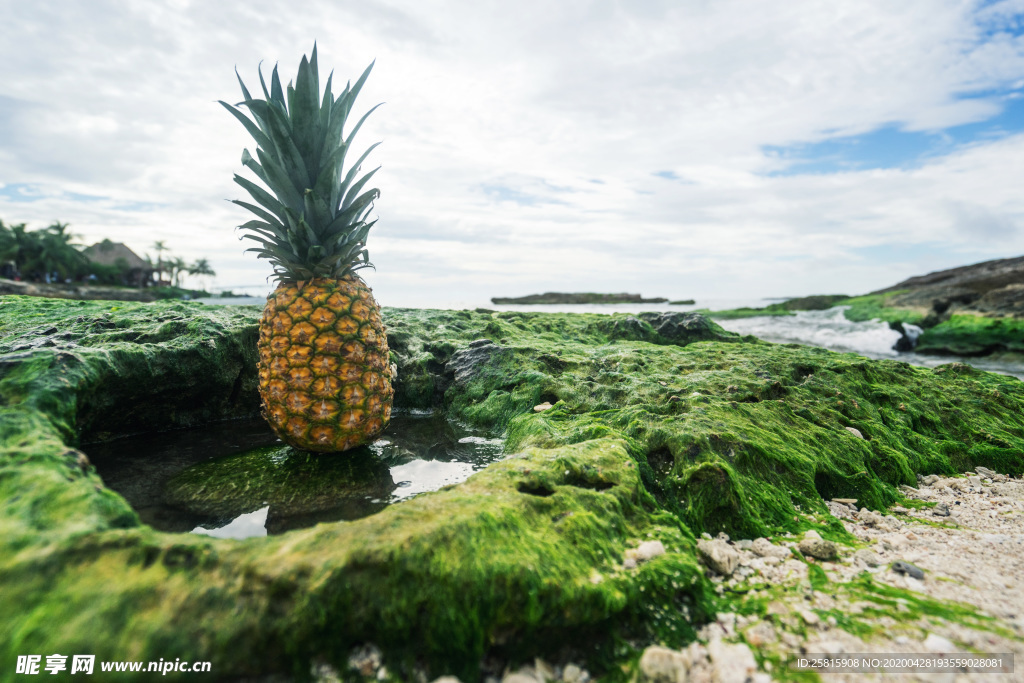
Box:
221;46;392;452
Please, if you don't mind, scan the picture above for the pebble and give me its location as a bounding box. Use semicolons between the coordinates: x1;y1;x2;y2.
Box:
853;548;882;567
803;530;822;540
532;402;553;412
833;497;858;507
625;540;666;564
920;474;941;486
736;539;753;550
637;646;688;683
798;537;839;561
845;426;864;439
561;664;589;683
697;539;740;576
799;609;820;625
751;537;791;559
924;633;956;653
891;560;925;580
933;502;950;516
707;639;758;683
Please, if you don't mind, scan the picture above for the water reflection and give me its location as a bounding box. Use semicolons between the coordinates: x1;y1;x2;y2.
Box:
89;412;505;539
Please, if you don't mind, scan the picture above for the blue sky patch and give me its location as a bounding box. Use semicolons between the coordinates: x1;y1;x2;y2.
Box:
763;90;1024;176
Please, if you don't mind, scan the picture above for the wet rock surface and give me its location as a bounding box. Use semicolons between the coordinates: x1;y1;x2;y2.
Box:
3;295;1024;681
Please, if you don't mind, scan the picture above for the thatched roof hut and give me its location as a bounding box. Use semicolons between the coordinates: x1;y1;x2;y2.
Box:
82;240;153;286
82;240;150;270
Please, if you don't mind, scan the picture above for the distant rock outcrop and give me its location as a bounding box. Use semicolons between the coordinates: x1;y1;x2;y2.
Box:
872;255;1024;317
491;292;668;304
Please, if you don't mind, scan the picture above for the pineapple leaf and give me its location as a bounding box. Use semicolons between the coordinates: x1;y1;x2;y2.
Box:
255;147;304;213
240;148;272;189
219;101;273;152
230;200;287;232
233;175;288;224
342;166;380;212
270;64;285;107
337;142;381;209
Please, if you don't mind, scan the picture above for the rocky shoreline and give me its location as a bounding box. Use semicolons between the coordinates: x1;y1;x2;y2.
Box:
708;255;1024;359
1;295;1022;681
491;292;671;305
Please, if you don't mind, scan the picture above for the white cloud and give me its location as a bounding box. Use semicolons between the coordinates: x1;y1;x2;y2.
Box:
0;0;1022;305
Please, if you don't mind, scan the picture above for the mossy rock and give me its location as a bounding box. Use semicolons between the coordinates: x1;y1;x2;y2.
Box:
2;295;1023;680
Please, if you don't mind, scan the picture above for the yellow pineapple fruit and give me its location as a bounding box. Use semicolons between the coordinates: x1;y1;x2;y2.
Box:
222;45;392;451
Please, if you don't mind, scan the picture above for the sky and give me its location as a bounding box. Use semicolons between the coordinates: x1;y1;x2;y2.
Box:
1;0;1023;307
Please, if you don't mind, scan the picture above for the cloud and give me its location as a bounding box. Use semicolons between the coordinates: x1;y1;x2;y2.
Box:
0;0;1023;303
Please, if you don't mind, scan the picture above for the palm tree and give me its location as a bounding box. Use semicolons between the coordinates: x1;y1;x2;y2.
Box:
167;256;187;288
34;222;87;282
188;258;216;292
152;240;168;284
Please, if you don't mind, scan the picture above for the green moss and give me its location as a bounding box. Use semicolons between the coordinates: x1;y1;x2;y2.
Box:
916;314;1024;355
838;292;928;325
2;296;1024;679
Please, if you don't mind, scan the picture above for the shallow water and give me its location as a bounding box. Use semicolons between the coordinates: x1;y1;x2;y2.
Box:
718;307;1024;380
88;412;504;540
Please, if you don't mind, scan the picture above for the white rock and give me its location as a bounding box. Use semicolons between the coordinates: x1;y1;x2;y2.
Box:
533;402;553;412
697;539;740;576
637;646;689;683
431;677;463;683
803;530;822;540
707;639;758;683
751;538;791;559
853;548;882;567
799;609;820;626
845;426;864;439
562;664;589;683
636;540;667;562
502;673;539;683
924;633;956;653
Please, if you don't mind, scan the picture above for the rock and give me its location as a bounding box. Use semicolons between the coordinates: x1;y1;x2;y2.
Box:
634;540;666;562
799;609;820;626
348;644;382;676
845;426;864;439
637;646;689;683
623;558;638;570
6;297;1024;678
706;639;758;683
798;538;839;561
533;402;554;412
853;548;883;567
736;539;753;550
751;538;791;559
832;498;858;506
502;674;539;683
431;678;463;683
933;502;951;516
625;540;666;565
638;311;743;346
803;530;822;540
561;664;589;683
968;475;982;487
920;474;941;486
697;539;740;576
891;560;925;580
975;466;997;478
857;509;885;527
923;633;956;653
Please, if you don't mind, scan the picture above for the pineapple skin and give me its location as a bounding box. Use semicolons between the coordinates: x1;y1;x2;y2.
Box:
257;275;393;452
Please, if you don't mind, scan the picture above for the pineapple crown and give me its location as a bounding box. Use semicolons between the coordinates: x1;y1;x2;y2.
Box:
221;44;382;284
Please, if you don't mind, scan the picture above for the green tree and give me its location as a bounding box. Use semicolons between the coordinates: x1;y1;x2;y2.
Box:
188;258;216;291
152;240;168;283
